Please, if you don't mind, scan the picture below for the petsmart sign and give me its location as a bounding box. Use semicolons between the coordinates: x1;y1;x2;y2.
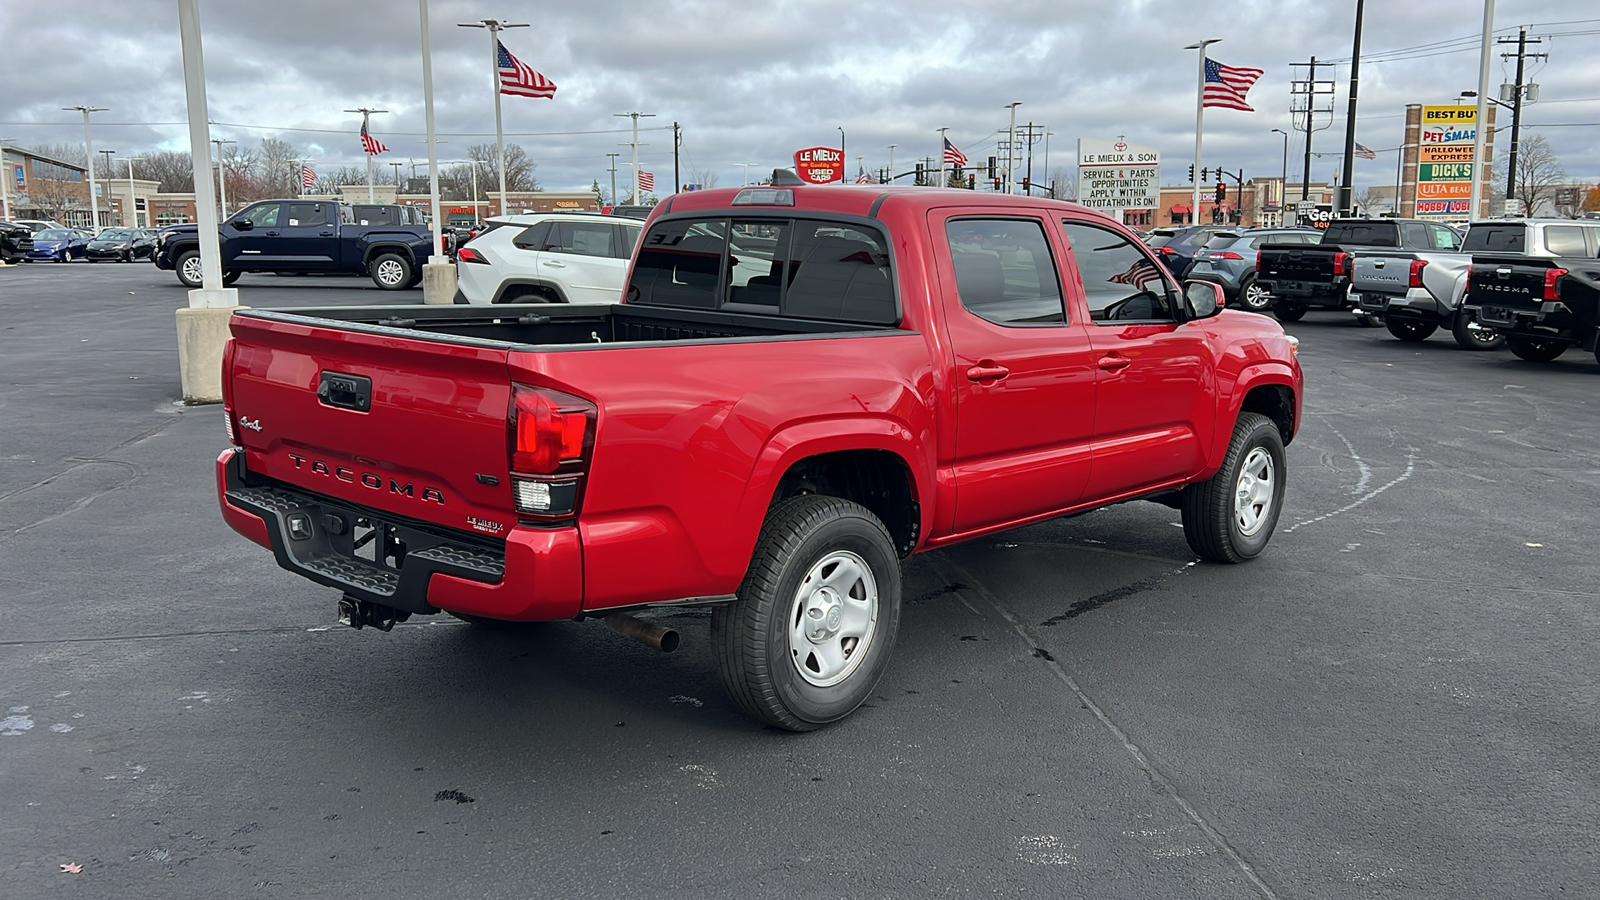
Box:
793;147;844;184
1076;139;1161;212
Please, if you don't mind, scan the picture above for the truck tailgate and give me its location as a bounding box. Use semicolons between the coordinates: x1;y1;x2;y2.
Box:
227;312;516;537
1350;252;1418;296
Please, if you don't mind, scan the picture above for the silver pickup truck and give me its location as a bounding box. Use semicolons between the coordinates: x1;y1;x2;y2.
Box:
1352;219;1600;350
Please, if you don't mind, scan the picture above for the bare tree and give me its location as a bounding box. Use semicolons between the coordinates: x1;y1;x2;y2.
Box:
141;150;195;192
28;143;88;167
1355;187;1380;216
256;137;302;198
26;175;84;222
1583;183;1600;215
1048;166;1077;200
685;166;719;190
1511;135;1565;216
469;143;539;193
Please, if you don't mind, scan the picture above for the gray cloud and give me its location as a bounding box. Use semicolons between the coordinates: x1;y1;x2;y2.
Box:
3;0;1597;193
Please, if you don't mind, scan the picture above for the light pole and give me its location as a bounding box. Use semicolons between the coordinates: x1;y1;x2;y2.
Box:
937;126;948;189
124;156;145;227
458;18;528;215
64;105;108;228
838;127;845;184
0;136;15;220
887;144;896;184
1043;130;1053;197
615;111;656;202
1271;128;1290;224
391;161;404;187
419;0;448;268
607;152;620;203
1004;102;1021;193
210;138;234;217
97;150;116;229
736;161;756;186
1469;0;1495;219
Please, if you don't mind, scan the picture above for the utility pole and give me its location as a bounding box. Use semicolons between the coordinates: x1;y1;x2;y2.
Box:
1021;123;1045;195
1290;57;1335;209
607;152;620;203
210;138;235;217
673;122;681;195
1004;102;1021;193
1499;28;1546;211
614;112;655;202
391;161;404;187
457;18;528;216
1337;0;1366;216
64;105;108;228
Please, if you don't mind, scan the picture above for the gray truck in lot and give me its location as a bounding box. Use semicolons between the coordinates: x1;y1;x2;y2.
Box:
1257;218;1462;322
1353;219;1600;350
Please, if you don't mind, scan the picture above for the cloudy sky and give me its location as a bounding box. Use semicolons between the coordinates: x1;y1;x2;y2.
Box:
2;0;1597;195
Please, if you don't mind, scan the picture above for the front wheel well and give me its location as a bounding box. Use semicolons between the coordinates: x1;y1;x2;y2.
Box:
772;449;919;555
1240;384;1295;445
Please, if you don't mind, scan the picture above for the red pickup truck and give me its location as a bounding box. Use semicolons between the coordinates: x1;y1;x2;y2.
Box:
216;179;1302;730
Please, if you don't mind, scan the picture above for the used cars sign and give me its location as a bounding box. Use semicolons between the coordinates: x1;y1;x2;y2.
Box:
794;147;843;184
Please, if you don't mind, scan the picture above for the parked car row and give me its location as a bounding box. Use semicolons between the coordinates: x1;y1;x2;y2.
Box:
0;223;161;264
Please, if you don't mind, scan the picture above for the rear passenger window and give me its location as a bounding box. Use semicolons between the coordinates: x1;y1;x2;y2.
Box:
1428;224;1461;251
512;222;551;250
1060;221;1177;323
287;203;331;227
627;217;897;324
549;222;616;258
946;218;1064;326
1544;226;1588;256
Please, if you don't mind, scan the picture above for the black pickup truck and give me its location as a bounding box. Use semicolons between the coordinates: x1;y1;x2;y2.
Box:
1460;225;1600;365
1256;218;1463;322
154;199;438;290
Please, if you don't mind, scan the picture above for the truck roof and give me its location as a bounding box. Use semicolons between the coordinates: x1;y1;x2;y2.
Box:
656;183;1111;223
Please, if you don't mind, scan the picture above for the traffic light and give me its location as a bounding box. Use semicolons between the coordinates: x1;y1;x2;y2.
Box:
988;156;997;178
1188;164;1195;182
1216;182;1227;203
915;162;924;185
1021;177;1030;193
967;173;976;190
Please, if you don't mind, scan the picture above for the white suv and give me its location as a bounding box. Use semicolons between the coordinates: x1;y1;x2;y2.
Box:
456;213;642;305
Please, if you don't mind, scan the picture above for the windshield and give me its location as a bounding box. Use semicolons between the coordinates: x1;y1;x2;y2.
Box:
36;229;73;239
99;230;132;241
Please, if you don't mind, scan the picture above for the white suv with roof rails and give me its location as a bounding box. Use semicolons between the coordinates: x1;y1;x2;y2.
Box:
455;213;643;305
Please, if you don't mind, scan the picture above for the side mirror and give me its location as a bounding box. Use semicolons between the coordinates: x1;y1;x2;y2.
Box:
232;218;253;231
1183;280;1224;320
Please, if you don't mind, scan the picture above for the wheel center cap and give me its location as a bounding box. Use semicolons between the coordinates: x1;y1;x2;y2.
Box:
804;587;842;643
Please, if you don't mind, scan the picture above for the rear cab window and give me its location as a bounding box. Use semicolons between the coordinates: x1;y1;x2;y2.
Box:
1461;225;1525;252
627;216;897;325
1323;221;1399;246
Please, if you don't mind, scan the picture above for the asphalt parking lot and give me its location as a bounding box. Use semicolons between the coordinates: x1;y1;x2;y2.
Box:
2;260;1596;899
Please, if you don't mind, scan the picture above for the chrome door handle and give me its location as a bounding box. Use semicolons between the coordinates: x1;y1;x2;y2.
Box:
1097;355;1131;371
965;364;1009;382
543;260;566;267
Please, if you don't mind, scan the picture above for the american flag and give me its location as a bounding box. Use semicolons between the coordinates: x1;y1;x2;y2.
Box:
301;165;316;190
498;41;557;99
1202;58;1264;112
1108;258;1167;290
1354;142;1377;160
943;137;967;167
637;171;655;193
360;120;388;155
855;171;873;184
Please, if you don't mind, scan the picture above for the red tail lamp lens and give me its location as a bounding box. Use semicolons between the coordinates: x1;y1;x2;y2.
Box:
511;386;593;474
457;247;489;264
1408;259;1428;288
1544;268;1567;301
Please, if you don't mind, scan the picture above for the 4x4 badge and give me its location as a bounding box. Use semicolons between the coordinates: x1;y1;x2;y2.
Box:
238;416;263;432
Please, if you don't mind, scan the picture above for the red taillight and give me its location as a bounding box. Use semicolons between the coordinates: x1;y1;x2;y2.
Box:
511;387;592;474
1255;250;1262;269
1408;258;1428;288
1210;251;1244;260
1544;267;1567;301
1333;251;1349;276
221;337;238;444
1158;246;1176;255
457;247;489;264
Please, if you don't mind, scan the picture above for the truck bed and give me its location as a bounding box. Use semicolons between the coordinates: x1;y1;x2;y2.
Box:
241;302;899;349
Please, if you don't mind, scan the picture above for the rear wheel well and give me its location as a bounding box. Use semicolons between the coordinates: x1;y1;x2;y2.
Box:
496;282;564;304
772;450;919;555
1241;384;1295;445
363;244;415;268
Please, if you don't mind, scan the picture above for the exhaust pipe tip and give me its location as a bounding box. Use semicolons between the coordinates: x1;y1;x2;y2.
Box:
604;613;679;653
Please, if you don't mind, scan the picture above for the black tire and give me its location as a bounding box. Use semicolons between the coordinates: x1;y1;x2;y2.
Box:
1273;302;1307;322
370;252;413;290
711;495;902;731
1181;412;1287;563
222;270;241;287
1237;275;1273;313
1450;311;1505;351
1505;335;1567;362
121;251;131;263
1385;318;1437;342
175;249;202;287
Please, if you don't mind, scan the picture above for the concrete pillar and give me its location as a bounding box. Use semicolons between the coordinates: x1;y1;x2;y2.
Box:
422;260;457;304
175;304;241;403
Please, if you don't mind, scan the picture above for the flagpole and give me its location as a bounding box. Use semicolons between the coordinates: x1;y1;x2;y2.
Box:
489;26;506;214
937;127;948;189
1186;39;1221;225
419;0;444;262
